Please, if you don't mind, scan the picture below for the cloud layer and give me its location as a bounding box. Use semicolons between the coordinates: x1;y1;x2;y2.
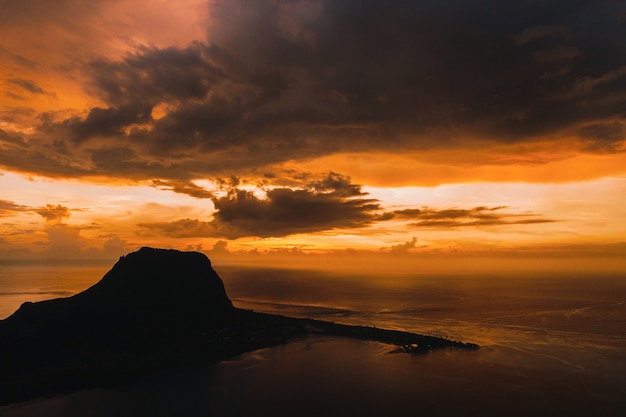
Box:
1;0;625;186
390;206;554;228
139;173;381;238
0;0;623;244
0;199;71;223
137;174;555;239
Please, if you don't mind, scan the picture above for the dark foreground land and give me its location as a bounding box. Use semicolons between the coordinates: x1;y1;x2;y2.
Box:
0;248;477;406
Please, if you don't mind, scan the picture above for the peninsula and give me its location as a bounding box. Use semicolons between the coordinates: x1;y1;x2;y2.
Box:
0;247;477;405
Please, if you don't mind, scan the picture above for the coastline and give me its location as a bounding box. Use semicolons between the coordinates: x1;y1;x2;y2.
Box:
0;249;478;406
0;307;477;406
2;336;622;417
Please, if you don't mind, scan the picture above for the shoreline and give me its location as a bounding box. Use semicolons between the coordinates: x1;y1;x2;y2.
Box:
0;308;477;406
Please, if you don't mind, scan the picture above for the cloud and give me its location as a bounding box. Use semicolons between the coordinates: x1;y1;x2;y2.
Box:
308;172;366;197
0;199;28;216
0;200;72;222
137;175;556;239
38;224;127;259
150;179;214;199
139;173;381;238
513;25;572;46
212;186;380;238
139;201;556;239
43;224;87;253
7;78;54;96
1;107;37;127
388;237;418;254
0;0;206;65
568;66;626;98
1;0;625;185
101;234;127;257
138;218;220;238
34;204;71;222
577;122;626;153
389;206;555;228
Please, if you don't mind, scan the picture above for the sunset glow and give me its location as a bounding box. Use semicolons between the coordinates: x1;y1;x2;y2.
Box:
1;0;625;271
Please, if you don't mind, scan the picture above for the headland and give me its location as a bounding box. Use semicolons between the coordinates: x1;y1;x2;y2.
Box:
0;247;477;405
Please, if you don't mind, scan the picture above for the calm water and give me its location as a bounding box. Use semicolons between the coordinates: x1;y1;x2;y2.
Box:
0;264;111;319
1;263;625;416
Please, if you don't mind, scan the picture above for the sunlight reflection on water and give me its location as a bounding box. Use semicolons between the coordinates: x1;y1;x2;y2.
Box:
1;265;625;416
0;265;108;319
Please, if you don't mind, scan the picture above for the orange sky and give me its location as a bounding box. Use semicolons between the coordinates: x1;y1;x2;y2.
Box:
1;0;625;269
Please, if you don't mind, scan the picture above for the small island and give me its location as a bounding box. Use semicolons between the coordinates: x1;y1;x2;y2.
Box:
0;247;477;406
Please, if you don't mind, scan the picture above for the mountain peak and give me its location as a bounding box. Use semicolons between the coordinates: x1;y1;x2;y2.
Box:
4;248;233;335
92;246;231;306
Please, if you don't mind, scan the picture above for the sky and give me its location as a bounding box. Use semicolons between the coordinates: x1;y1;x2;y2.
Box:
1;0;625;270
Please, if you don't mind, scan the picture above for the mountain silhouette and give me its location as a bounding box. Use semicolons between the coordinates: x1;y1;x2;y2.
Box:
0;247;477;405
3;248;233;337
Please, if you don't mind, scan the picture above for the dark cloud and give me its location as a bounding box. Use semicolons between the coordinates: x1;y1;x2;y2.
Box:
70;43;225;146
1;0;625;182
88;44;224;108
211;187;379;238
513;25;572;46
389;206;555;228
150;179;214;199
578;122;625;153
138;175;556;239
139;173;381;238
308;172;366;197
139;200;556;239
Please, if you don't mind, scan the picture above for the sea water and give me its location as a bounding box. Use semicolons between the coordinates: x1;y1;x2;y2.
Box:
1;264;625;416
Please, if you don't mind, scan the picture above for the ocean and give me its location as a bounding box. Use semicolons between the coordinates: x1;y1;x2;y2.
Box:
1;263;625;416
